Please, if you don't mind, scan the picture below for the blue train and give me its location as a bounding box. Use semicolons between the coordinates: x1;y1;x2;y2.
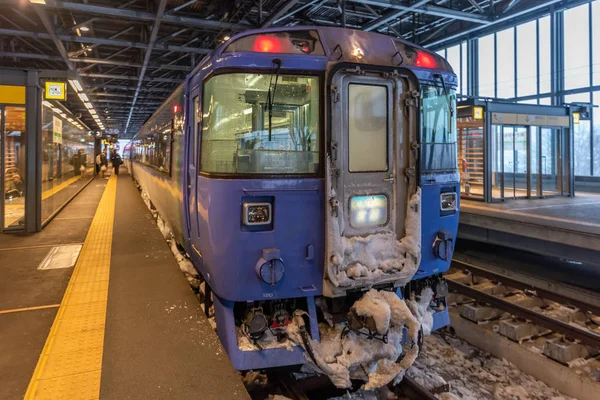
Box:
127;26;459;381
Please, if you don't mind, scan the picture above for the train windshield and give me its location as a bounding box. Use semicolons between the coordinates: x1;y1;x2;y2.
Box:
201;73;320;175
420;85;457;172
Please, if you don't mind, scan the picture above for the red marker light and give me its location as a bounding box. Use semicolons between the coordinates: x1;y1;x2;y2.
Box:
416;51;436;69
253;35;281;53
173;104;179;113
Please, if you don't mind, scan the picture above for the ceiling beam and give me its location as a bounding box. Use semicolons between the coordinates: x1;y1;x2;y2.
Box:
352;0;491;24
87;84;174;93
425;0;561;47
363;0;430;32
80;72;180;83
262;0;300;28
33;7;74;70
71;57;190;71
125;0;168;135
0;28;210;55
28;0;250;32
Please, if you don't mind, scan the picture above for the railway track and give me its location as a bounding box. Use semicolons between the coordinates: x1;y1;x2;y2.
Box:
446;255;600;364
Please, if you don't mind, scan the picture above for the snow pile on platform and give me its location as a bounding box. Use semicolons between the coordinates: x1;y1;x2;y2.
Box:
407;333;575;400
326;160;422;290
296;289;421;390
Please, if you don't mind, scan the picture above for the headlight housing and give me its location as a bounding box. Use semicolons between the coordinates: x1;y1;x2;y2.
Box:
349;195;388;228
440;192;457;211
243;202;272;225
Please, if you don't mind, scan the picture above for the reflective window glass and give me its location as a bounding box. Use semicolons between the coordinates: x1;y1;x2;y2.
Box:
566;92;592;176
40;102;94;224
593;92;600;176
3;106;27;229
478;34;495;97
201;73;320;175
593;2;600;86
348;84;388;172
564;4;590;90
517;21;537;97
496;28;515;98
539;16;552;94
446;45;461;94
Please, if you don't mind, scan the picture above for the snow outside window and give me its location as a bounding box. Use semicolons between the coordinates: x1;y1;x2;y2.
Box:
348;84;388;172
564;4;590;90
478;34;495;97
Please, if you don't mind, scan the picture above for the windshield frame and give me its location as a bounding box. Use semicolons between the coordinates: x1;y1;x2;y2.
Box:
420;84;458;173
199;68;325;179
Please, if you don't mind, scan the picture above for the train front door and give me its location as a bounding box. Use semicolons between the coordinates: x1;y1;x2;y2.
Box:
326;69;412;290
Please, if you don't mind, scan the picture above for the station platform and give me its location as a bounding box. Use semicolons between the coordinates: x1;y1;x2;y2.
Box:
0;171;249;400
459;194;600;265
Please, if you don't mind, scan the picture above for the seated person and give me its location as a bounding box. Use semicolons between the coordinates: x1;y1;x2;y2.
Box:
5;174;24;198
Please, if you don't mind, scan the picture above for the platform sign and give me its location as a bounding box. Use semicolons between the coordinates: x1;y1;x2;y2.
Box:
573;112;580;124
473;106;483;120
53;116;63;144
45;81;66;100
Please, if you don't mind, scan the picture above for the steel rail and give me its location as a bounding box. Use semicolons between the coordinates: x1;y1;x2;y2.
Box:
398;376;439;400
447;280;600;349
451;259;600;317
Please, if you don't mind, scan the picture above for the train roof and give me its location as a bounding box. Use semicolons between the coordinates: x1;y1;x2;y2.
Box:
191;25;455;77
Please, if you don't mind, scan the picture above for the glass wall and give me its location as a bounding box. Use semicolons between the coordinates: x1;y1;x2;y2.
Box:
41;102;95;223
2;106;27;229
436;0;600;190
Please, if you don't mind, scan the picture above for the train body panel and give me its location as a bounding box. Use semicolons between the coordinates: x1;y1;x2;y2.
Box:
128;26;460;375
192;176;325;301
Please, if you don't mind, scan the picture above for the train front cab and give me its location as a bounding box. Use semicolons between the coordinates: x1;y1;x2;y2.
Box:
182;29;459;371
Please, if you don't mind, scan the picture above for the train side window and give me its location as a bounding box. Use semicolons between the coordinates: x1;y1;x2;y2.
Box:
348;84;388;172
193;96;199;165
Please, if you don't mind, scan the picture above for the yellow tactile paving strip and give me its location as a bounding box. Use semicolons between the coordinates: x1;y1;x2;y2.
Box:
24;175;117;400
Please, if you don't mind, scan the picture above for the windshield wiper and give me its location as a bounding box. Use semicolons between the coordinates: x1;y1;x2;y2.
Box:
267;58;282;141
433;73;453;118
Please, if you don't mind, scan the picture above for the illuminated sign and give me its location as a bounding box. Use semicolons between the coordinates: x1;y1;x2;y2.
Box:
45;81;66;100
53;116;63;144
473;106;483;120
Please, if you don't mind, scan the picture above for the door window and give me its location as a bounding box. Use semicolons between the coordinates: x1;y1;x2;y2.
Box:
348;84;388;172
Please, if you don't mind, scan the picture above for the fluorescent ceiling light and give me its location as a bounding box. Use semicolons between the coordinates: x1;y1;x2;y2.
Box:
78;93;89;102
80;26;90;32
42;101;53;108
84;102;93;109
29;0;46;4
69;79;83;92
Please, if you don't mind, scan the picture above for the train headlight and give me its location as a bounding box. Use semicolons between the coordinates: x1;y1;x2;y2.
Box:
440;192;457;212
350;195;388;228
243;202;272;225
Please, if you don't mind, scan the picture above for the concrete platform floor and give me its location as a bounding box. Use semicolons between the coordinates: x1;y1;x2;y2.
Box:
0;178;107;399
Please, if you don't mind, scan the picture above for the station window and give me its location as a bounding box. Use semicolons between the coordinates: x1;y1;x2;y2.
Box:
200;73;320;175
347;84;388;172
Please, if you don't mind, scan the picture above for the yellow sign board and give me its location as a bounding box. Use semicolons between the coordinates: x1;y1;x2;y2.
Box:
473;106;483;120
0;85;26;104
45;81;66;100
573;112;580;124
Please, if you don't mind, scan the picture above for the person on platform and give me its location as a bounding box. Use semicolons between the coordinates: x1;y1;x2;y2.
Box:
96;151;108;178
78;149;88;178
5;174;24;198
111;150;122;176
70;151;81;176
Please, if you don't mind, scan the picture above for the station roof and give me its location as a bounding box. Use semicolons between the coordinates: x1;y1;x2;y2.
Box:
0;0;585;138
